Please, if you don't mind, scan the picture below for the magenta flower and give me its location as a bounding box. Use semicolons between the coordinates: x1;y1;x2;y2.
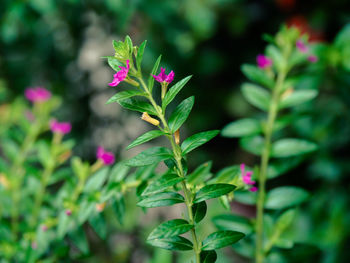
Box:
25;87;51;103
109;60;130;87
50;119;72;135
65;209;72;216
307;55;318;63
31;241;38;250
256;55;273;69
296;39;309;53
240;163;258;192
41;224;48;232
97;146;115;165
152;67;174;84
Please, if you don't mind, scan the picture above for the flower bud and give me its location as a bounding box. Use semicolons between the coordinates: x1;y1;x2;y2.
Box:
141;112;160;126
174;129;180;145
96;202;106;212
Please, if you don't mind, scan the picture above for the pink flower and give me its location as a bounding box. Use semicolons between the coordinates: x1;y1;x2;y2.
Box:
31;241;38;250
25;87;51;103
256;55;272;69
152;67;174;84
50;119;72;135
97;146;115;165
109;60;130;87
307;55;318;63
240;163;258;192
65;209;72;216
296;39;309;53
41;225;48;231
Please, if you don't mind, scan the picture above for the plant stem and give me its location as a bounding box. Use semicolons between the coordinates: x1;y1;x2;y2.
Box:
138;77;201;263
255;71;286;263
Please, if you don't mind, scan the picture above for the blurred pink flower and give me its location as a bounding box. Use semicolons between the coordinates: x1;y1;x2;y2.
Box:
97;146;115;165
25;87;51;103
308;55;318;63
109;60;130;87
296;39;309;53
65;209;72;216
256;55;272;69
152;67;174;84
50;119;72;135
41;225;48;231
31;241;38;250
240;163;258;192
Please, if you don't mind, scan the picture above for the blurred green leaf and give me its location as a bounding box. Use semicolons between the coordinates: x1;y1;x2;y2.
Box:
241;83;271;111
200;250;217;263
279;90;318;109
240;136;264;156
265;187;309;209
271;139;318;157
221;118;261;138
241;65;274;89
212;214;253;235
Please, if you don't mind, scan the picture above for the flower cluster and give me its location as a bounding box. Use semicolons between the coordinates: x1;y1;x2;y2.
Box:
25;87;51;103
97;146;115;165
50;119;72;135
109;60;130;87
240;163;258;192
296;39;318;63
152;67;174;84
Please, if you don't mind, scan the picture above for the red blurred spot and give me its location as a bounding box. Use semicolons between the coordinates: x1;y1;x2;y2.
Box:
276;0;296;10
286;15;324;42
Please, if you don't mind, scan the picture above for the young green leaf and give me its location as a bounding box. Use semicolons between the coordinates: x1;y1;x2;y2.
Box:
192;201;207;224
136;40;147;70
200;250;217;263
241;83;271;111
239;136;265;156
221;118;262;138
266;45;285;72
208;165;240;184
119;98;158;115
113;193;125;224
107;56;124;71
147;236;193;251
125;147;173;166
279;90;318;109
271;138;318;157
181;130;220;155
265;186;309;209
125;35;133;54
147;219;193;240
162;75;192;109
126;130;165;150
194;184;236;203
202;231;245;250
241;64;274;89
168;96;195;132
83;167;109;193
106;90;147;104
137;192;184;208
148;55;162;93
142;173;184;196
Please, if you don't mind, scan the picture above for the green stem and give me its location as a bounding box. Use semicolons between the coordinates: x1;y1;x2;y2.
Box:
255;71;286;263
138;77;201;263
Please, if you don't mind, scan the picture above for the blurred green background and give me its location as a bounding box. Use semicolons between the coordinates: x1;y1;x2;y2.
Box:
1;0;350;262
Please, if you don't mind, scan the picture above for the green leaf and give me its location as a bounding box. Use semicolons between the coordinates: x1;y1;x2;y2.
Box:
84;167;109;193
136;40;147;70
275;209;296;232
137;192;184;208
279;90;318;109
202;231;245;250
126;130;164;150
113;193;125;224
106;90;147;104
107;56;124;71
162;76;192;109
147;236;193;251
119;98;157;115
271;139;318;157
69;227;89;254
148;55;162;93
241;83;271;111
181;130;219;155
194;184;236;203
142;173;184;196
240;136;265;156
266;45;285;72
125;35;133;54
147;219;193;240
125;147;173;167
209;165;240;184
212;214;253;235
200;250;217;263
89;214;107;240
221;118;261;138
265;187;309;209
241;64;274;89
192;201;207;224
168;96;195;132
187;162;212;186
